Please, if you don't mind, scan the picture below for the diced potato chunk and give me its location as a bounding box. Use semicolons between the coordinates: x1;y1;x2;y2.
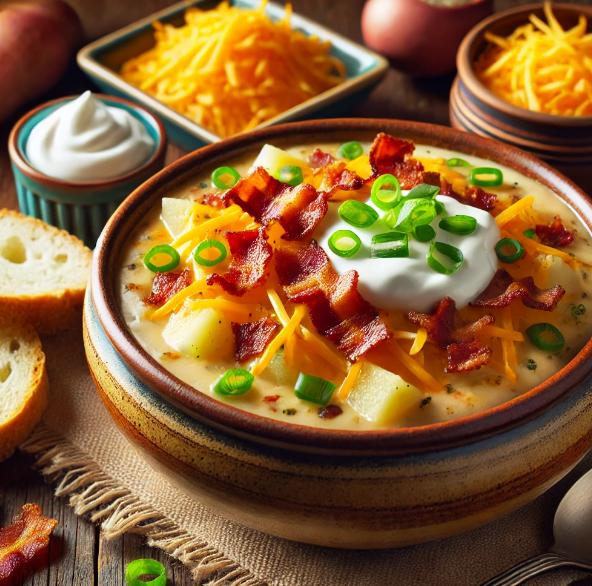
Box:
346;363;424;426
252;144;308;177
161;198;194;238
163;307;233;360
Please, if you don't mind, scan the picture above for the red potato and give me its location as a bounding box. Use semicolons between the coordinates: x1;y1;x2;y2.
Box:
0;0;81;123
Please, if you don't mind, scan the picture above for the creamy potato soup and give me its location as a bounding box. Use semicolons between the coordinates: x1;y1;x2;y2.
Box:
118;134;592;430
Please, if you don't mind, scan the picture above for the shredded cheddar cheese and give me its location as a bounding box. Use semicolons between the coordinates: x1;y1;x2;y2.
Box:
409;327;428;355
337;359;365;400
120;1;346;138
495;196;535;228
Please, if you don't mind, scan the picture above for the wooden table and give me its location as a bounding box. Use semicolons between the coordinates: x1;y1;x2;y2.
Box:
1;1;591;584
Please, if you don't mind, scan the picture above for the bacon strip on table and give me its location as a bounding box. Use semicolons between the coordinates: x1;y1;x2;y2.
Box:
536;216;574;247
274;240;390;361
308;148;334;169
0;504;58;580
207;227;272;296
470;268;565;311
232;317;280;362
145;268;192;306
224;167;328;240
406;297;494;373
368;133;425;189
440;179;497;211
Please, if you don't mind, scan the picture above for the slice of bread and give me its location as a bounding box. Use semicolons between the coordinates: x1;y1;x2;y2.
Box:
0;317;48;462
0;209;92;333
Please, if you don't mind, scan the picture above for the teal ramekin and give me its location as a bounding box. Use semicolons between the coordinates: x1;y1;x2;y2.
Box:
8;94;167;248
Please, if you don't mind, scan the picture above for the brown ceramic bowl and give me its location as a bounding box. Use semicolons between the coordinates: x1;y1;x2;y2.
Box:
451;3;592;195
86;119;592;548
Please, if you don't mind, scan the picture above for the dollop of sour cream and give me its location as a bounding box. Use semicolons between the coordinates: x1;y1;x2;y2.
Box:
26;91;155;182
314;194;500;313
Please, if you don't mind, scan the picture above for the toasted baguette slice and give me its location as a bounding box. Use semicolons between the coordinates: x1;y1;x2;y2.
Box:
0;209;92;333
0;318;48;462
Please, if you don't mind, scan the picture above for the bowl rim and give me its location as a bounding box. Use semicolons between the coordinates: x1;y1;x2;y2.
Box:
92;117;592;455
8;94;167;189
457;2;592;127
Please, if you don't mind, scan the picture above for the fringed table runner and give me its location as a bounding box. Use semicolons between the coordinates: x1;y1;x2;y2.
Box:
20;325;592;586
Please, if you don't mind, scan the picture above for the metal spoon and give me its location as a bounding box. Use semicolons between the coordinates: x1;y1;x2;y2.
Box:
481;466;592;586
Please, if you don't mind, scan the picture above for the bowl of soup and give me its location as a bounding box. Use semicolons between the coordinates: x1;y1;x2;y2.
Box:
85;118;592;548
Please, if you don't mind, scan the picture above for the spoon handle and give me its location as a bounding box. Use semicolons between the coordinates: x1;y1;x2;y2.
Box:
480;552;571;586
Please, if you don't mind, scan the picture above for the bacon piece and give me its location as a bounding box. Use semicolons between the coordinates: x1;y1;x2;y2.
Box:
470;268;565;311
145;268;192;306
263;394;280;403
441;179;497;211
232;317;280;362
196;192;229;209
207;227;272;296
308;148;334;169
536;216;574;247
0;504;58;580
225;167;328;240
368;133;424;189
314;161;366;197
274;241;390;361
318;404;343;419
406;297;494;373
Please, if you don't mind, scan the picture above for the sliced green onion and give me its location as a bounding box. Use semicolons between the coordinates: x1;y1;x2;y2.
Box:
338;141;363;160
435;200;447;216
126;559;166;586
404;183;440;200
212;166;240;189
495;238;524;263
328;230;361;258
526;323;565;352
370;174;402;210
371;232;409;258
338;200;378;228
193;239;227;267
427;242;464;275
439;214;477;235
470;167;503;187
213;369;254;396
413;224;436;242
523;228;536;239
447;157;472;168
275;165;303;186
391;198;437;232
294;373;336;405
144;244;180;273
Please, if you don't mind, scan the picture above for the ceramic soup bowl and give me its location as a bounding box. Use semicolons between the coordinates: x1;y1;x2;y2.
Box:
85;119;592;548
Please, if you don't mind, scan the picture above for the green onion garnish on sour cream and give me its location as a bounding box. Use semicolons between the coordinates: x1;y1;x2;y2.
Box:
370;174;402;210
338;200;379;228
427;241;464;275
328;230;361;258
439;215;477;236
371;232;409;258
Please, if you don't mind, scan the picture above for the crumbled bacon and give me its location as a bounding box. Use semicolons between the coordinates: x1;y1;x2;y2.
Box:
314;161;365;197
470;269;565;311
308;148;334;169
263;394;280;403
368;133;424;189
0;504;58;580
145;268;192;306
441;178;497;211
536;216;574;247
406;297;494;373
232;317;280;362
422;171;442;188
225;167;328;240
318;404;343;419
196;192;229;208
274;241;390;361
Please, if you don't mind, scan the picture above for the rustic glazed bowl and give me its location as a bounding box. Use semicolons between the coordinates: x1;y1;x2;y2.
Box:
451;3;592;195
86;119;592;548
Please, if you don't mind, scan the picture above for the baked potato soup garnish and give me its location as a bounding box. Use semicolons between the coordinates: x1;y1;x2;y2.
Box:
118;133;592;430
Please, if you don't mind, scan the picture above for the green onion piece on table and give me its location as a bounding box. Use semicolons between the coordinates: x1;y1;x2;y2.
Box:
328;230;361;258
495;238;524;263
370;174;402;210
523;228;536;239
439;214;477;235
126;559;167;586
526;323;565;352
275;165;303;186
427;242;464;275
212;166;241;189
413;224;436;242
371;232;409;258
470;167;503;187
338;200;379;228
404;183;440;200
193;239;227;267
294;373;336;405
447;157;472;168
391;198;437;232
338;141;364;160
143;244;181;273
213;369;255;396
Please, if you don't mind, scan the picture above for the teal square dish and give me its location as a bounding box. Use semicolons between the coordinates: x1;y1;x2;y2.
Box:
8;94;167;248
76;0;389;151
